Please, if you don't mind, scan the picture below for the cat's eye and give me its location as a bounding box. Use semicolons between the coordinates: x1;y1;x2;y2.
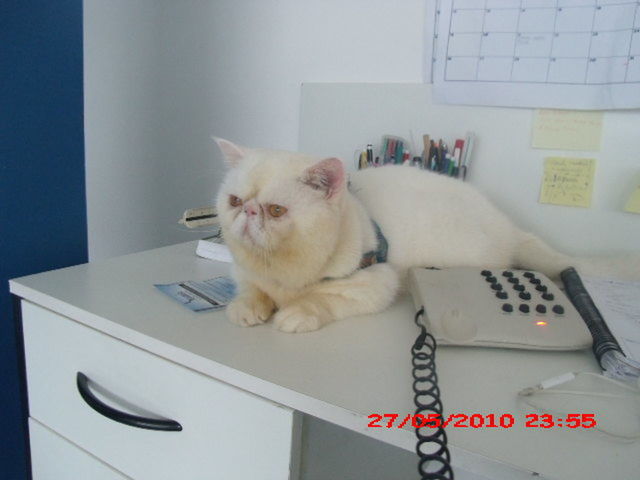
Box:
229;195;243;207
268;204;287;217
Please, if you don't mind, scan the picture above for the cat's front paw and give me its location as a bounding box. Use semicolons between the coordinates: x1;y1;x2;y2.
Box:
273;305;324;333
226;294;274;327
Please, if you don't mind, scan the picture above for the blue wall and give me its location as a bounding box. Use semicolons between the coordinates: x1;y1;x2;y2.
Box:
0;1;87;478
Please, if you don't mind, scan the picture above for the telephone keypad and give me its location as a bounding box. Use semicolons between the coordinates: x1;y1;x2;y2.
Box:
492;270;569;318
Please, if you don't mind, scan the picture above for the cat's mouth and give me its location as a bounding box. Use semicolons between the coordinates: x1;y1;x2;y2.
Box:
241;220;263;247
242;223;256;243
230;212;267;249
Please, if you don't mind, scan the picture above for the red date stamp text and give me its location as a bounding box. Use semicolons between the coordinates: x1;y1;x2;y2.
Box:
367;413;596;429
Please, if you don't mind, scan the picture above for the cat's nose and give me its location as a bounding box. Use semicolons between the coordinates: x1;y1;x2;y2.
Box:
244;203;258;216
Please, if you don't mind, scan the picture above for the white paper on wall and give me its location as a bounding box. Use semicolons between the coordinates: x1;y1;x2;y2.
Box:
427;0;640;110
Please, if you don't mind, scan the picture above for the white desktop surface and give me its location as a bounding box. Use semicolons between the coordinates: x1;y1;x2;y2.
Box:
11;241;639;480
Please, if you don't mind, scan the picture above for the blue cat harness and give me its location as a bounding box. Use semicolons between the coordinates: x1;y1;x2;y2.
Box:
359;221;388;269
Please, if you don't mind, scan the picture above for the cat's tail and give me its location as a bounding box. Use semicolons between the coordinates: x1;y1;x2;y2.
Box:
513;232;640;280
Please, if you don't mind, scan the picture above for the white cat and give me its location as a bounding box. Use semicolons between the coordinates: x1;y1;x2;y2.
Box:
214;138;637;333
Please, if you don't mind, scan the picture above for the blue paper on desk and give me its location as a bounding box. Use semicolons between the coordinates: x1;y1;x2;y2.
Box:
155;276;236;312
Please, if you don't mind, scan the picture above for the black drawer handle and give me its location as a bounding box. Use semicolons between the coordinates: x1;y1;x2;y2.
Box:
76;372;182;432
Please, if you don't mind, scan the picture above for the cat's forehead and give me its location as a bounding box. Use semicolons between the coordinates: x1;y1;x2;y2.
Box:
228;150;317;198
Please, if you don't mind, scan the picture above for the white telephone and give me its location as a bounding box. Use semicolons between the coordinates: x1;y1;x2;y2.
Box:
408;267;592;350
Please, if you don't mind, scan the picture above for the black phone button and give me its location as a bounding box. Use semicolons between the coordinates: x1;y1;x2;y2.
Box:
553;305;565;315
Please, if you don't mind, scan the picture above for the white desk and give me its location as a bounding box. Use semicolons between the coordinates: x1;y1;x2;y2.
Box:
11;241;639;479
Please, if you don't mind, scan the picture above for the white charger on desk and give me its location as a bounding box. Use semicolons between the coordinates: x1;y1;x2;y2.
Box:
177;206;234;263
195;236;233;263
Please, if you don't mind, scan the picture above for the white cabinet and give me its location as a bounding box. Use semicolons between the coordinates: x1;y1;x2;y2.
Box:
22;301;300;480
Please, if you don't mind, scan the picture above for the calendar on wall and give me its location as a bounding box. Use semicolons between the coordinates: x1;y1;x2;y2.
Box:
429;0;640;109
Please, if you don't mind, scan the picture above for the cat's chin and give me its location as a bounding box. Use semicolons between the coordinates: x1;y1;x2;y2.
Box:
230;234;257;250
227;231;270;255
227;222;264;249
242;231;269;250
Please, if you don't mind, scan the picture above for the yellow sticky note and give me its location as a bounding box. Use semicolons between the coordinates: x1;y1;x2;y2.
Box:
532;109;603;151
540;157;596;208
624;186;640;214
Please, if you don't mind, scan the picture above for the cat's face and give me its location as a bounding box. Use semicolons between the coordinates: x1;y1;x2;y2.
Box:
215;139;345;260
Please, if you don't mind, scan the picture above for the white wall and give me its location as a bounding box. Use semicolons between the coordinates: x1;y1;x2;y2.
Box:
300;83;640;257
84;0;426;260
84;1;163;261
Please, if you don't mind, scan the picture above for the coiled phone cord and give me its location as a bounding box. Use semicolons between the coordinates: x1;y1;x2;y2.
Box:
412;307;454;479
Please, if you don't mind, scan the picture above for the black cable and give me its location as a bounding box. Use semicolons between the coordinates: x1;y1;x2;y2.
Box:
412;307;454;479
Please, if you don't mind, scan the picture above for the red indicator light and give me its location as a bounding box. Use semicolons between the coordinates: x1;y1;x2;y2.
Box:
536;321;548;326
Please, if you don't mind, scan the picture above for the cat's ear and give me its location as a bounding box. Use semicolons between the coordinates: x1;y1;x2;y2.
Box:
213;137;246;167
301;157;345;199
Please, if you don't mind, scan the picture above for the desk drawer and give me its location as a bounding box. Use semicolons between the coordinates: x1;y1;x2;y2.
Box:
30;418;130;480
22;301;296;480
